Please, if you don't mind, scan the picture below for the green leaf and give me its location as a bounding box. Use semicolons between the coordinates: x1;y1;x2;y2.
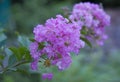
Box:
80;37;92;48
18;35;30;48
9;46;32;61
18;47;32;61
18;47;27;55
24;50;32;61
9;47;22;61
8;55;17;66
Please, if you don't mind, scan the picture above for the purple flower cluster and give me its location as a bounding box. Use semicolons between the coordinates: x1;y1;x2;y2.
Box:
69;2;110;45
29;15;85;78
29;2;110;79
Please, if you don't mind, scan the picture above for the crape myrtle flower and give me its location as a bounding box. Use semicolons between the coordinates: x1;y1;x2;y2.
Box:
29;15;85;78
29;2;110;80
69;2;110;45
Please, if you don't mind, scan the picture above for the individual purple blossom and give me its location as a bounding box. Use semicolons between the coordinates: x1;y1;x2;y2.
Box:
42;73;53;80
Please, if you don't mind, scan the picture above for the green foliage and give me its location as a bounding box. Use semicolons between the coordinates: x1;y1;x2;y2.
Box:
0;33;32;74
9;46;31;61
9;47;22;61
12;0;72;34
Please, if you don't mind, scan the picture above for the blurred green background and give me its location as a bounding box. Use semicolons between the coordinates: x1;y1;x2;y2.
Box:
0;0;120;82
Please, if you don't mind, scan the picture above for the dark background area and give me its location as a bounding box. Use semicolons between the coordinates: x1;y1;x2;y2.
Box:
11;0;120;8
